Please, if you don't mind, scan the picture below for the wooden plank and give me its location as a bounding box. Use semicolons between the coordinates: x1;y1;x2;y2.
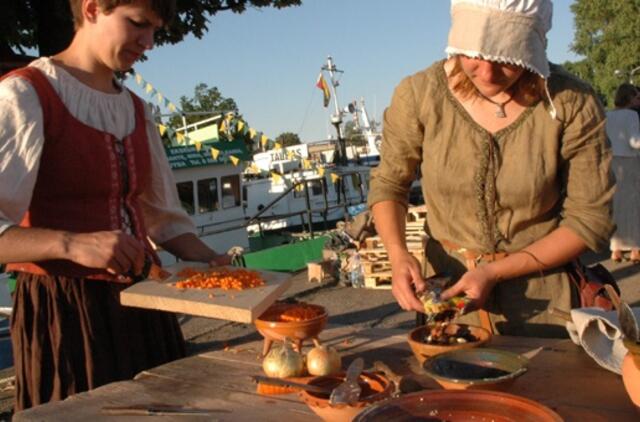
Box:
120;262;292;323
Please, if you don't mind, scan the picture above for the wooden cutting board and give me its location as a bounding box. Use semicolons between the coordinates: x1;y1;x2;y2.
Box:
120;262;292;323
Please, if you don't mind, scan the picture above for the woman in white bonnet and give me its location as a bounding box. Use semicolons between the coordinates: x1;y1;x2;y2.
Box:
368;0;614;337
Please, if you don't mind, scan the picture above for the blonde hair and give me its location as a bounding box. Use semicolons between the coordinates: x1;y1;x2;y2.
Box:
69;0;175;29
449;56;546;106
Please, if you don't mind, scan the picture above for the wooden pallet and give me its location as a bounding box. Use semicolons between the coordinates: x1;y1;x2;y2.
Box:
361;261;392;274
364;273;392;290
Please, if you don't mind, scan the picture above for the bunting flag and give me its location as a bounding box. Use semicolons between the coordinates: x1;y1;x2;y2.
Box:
270;172;282;183
330;173;341;183
295;184;304;192
135;73;143;85
156;92;163;103
316;73;331;107
210;148;220;160
274;142;282;150
145;82;154;94
176;132;186;144
249;128;257;139
261;134;269;147
230;155;240;166
158;124;167;136
302;159;311;170
219;121;226;133
195;141;202;152
237;121;245;132
168;102;177;113
317;167;325;177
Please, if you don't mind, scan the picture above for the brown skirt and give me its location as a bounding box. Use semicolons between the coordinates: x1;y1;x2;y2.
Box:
10;272;186;411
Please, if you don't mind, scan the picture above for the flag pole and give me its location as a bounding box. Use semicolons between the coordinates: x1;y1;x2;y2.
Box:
322;56;347;166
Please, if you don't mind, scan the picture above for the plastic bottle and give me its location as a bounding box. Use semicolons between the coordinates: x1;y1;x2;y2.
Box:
349;254;364;288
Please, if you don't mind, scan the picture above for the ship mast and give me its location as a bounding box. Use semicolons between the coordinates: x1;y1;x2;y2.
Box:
322;56;348;166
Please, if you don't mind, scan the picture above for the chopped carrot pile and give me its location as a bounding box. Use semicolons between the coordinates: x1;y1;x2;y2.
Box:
174;268;265;290
280;304;324;322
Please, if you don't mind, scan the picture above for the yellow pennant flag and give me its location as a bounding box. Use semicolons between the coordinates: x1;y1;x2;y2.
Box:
260;135;268;147
287;150;295;160
145;83;154;94
270;172;282;183
210;148;220;160
230;156;240;166
237;121;245;132
249;128;257;139
135;73;143;85
157;93;164;103
219;121;226;133
195;141;202;152
158;124;167;136
318;167;325;177
274;142;282;150
176;132;185;143
330;173;341;183
295;184;304;192
168;103;177;113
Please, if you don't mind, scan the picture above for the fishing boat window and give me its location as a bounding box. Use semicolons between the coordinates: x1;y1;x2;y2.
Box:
176;181;195;215
197;178;219;213
310;179;324;196
221;175;241;209
350;174;361;191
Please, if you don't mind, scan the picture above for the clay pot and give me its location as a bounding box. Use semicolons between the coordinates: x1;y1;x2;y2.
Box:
255;303;328;356
299;371;394;422
407;323;491;364
421;348;528;391
622;352;640;411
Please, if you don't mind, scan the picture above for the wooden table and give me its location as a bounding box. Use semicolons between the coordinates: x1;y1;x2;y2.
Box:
14;325;638;421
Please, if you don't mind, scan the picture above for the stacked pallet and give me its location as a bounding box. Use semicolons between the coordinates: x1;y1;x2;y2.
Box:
359;206;427;289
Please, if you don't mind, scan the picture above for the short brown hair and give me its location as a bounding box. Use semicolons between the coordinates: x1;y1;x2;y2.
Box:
449;56;545;107
69;0;176;29
614;83;638;108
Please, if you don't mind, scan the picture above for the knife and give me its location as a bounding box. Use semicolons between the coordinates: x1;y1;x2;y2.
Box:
101;405;229;416
329;357;364;405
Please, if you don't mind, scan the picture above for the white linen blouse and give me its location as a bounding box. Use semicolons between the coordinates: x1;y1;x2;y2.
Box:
0;57;195;243
605;108;640;157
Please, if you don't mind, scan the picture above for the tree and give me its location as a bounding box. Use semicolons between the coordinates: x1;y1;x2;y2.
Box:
343;121;366;147
275;132;301;148
567;0;640;105
1;0;302;57
168;83;238;128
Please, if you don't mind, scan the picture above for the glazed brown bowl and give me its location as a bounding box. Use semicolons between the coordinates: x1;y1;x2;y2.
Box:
255;303;328;353
299;371;395;422
421;348;528;391
407;323;491;364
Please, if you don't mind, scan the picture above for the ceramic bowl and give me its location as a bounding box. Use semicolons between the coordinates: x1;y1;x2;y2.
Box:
255;302;328;355
407;323;491;364
299;371;395;422
421;348;528;391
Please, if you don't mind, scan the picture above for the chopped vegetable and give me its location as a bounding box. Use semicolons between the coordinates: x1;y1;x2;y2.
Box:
174;267;265;290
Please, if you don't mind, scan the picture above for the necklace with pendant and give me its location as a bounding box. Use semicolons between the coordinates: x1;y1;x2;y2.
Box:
477;91;513;118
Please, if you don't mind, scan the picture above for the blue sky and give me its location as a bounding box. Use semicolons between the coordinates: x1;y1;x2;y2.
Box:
128;0;580;142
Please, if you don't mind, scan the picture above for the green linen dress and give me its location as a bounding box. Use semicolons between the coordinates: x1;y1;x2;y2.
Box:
368;60;615;338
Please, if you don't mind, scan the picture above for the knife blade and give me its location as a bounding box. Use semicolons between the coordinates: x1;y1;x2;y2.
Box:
329;357;364;406
101;405;229;416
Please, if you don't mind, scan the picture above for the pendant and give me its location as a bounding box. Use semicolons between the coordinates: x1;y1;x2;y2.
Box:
495;105;506;118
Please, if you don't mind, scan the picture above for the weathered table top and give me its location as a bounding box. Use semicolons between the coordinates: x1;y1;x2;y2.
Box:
14;325;638;421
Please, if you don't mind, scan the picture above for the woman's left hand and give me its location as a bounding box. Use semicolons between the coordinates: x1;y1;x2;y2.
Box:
440;265;498;311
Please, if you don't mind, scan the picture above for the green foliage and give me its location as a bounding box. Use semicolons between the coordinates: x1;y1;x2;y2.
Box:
275;132;301;147
343;121;366;147
168;83;238;128
2;0;302;56
568;0;640;106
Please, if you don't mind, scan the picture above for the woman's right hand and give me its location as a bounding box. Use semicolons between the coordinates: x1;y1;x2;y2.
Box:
389;248;425;312
64;230;145;279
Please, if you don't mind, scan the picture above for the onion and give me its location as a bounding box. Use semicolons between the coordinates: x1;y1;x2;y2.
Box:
262;338;305;378
306;340;341;376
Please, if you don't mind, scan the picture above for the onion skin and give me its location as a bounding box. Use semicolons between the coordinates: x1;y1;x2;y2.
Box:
306;344;341;376
262;341;305;378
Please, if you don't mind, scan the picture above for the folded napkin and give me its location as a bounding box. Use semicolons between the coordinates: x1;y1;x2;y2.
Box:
566;307;640;374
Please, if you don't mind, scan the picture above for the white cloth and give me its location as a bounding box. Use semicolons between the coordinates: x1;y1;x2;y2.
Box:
566;307;640;374
446;0;553;78
606;109;640;157
0;57;196;244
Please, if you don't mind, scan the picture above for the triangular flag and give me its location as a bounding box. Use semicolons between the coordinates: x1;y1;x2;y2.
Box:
195;141;202;152
219;121;226;133
260;135;268;147
237;121;245;132
295;184;304;192
135;73;143;85
318;167;325;177
176;132;185;143
145;83;154;94
331;173;340;183
302;159;311;170
287;150;295;159
271;172;282;183
168;103;177;112
211;148;220;159
230;156;240;166
249;128;257;139
156;92;163;103
158;124;167;136
274;142;282;150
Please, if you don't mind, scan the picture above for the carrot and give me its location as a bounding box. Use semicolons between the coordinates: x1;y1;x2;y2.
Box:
173;268;265;290
256;382;297;395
